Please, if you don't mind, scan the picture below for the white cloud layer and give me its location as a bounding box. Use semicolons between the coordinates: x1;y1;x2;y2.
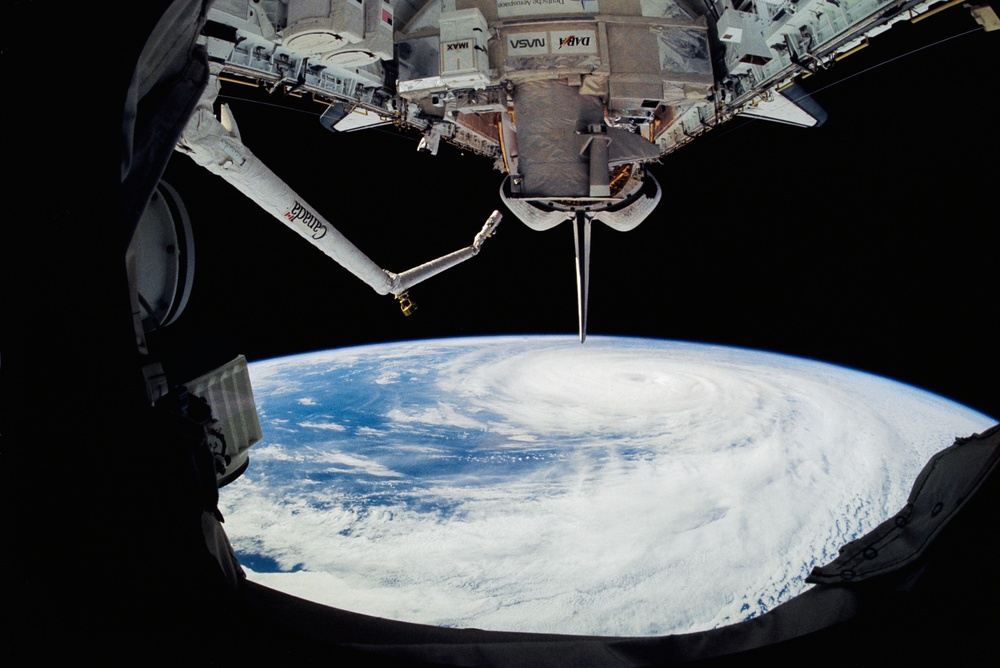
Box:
220;336;995;637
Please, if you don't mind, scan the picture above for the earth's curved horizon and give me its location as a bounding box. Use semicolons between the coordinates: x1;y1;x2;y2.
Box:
218;335;995;637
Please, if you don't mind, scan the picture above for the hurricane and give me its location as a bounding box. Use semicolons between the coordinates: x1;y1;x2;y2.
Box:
218;336;994;636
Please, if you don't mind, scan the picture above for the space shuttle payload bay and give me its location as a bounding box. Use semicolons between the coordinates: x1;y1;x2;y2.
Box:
186;0;997;340
5;1;999;664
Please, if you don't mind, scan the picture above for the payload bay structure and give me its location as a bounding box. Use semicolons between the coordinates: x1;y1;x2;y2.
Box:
193;0;997;340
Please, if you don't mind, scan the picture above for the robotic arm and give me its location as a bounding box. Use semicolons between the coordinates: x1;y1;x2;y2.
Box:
176;77;500;312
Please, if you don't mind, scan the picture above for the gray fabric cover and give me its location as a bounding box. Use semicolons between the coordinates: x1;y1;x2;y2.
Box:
513;80;605;198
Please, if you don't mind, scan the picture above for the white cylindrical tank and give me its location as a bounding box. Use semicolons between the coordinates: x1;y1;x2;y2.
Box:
284;0;367;54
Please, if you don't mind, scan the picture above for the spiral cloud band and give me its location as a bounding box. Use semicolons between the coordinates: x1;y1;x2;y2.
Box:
219;336;994;636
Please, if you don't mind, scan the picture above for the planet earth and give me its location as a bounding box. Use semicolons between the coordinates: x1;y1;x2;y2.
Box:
217;335;995;637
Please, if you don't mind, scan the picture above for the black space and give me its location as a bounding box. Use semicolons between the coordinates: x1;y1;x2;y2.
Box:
1;3;997;665
158;9;998;419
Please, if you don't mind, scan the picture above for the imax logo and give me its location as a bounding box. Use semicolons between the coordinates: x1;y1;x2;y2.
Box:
558;35;591;48
446;41;471;51
509;38;546;49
